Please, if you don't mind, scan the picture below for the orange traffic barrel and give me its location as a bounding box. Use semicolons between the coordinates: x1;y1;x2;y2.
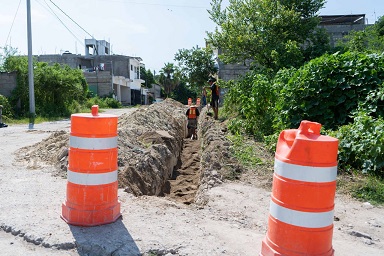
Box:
61;105;121;226
188;98;192;106
261;120;338;256
196;98;201;106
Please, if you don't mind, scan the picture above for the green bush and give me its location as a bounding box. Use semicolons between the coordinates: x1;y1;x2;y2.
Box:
103;97;122;108
86;96;122;109
0;94;13;118
329;111;384;177
275;52;384;130
224;72;278;140
4;57;88;118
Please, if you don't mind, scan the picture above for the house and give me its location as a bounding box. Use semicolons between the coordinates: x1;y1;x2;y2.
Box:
145;84;162;104
35;39;145;105
319;14;367;47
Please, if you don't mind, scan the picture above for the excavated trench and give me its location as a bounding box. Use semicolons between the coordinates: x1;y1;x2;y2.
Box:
17;99;227;207
162;138;202;205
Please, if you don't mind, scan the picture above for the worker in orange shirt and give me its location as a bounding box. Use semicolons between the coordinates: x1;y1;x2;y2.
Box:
186;104;200;140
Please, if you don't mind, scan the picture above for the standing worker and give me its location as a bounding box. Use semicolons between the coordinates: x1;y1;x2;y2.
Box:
207;77;219;120
185;104;200;140
202;87;207;107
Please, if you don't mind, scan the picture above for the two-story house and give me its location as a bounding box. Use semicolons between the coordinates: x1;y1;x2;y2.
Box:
35;39;145;105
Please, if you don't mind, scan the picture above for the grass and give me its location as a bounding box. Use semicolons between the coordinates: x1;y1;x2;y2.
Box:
227;134;264;168
1;105;131;125
225;133;274;183
3;115;68;125
352;176;384;205
227;131;384;205
335;168;384;205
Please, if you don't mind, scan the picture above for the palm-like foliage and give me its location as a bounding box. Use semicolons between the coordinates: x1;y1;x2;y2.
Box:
158;63;180;97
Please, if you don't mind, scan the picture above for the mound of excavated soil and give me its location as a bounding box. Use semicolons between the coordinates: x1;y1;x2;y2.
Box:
14;98;258;206
15;100;215;200
16;130;69;177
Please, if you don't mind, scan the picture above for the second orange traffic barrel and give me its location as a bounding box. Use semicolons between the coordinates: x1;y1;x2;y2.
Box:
61;105;121;226
261;120;339;256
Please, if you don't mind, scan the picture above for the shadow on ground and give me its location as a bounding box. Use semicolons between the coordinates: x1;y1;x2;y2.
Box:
69;218;141;256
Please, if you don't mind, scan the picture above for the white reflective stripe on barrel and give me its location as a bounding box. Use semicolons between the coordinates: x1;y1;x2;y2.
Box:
269;200;334;228
67;170;118;185
274;158;337;183
70;136;117;150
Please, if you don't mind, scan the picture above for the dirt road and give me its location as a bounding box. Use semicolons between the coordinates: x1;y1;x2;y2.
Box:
0;107;383;255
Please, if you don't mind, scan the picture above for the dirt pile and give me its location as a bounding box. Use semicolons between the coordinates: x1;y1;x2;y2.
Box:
16;99;197;196
117;99;187;196
15;99;248;207
16;130;69;177
195;107;245;205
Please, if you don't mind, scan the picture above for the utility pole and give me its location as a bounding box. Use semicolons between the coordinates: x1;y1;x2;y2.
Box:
27;0;35;129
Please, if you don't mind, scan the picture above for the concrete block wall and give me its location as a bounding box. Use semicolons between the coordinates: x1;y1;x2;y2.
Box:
84;71;113;97
320;24;366;47
37;54;81;69
0;72;17;97
218;60;251;82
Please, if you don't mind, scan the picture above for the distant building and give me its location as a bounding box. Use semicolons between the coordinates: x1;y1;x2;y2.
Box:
319;14;367;47
214;14;369;82
35;39;145;105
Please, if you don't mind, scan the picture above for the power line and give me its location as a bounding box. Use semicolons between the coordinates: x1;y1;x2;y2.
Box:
48;0;94;39
35;0;84;47
94;0;209;9
4;0;22;48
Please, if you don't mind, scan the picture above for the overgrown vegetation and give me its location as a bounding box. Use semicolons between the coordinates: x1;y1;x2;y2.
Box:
223;51;384;203
276;52;384;130
212;1;384;204
328;111;384;177
223;73;277;140
227;134;263;168
0;53;121;121
207;0;327;72
0;94;13;119
352;176;384;205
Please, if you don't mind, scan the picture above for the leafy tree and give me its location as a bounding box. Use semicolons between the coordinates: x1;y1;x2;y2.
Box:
34;62;87;116
3;55;30;116
341;30;367;52
0;46;18;72
140;67;155;88
280;0;325;18
3;55;87;117
174;46;218;91
337;16;384;53
303;27;331;61
223;72;278;140
207;0;326;72
158;63;180;97
376;15;384;37
170;81;196;105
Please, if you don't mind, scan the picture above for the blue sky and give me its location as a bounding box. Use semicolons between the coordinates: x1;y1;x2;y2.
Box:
1;0;384;73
